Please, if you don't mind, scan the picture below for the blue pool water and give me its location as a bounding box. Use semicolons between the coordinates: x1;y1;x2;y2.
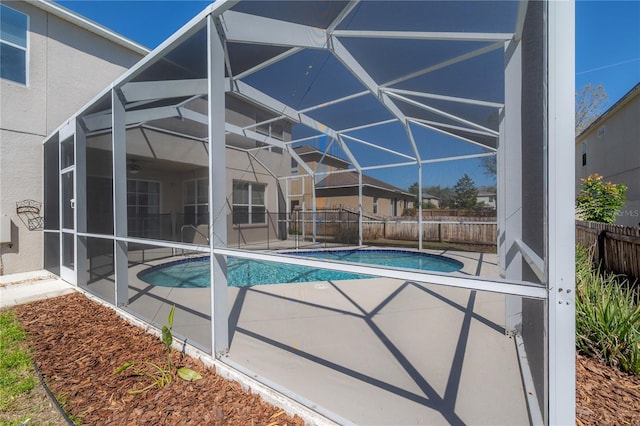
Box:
138;249;462;288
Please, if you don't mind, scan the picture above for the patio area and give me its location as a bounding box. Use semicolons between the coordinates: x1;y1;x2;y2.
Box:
79;246;532;424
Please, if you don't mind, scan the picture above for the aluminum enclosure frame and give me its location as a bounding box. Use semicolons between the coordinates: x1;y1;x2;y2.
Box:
41;1;575;424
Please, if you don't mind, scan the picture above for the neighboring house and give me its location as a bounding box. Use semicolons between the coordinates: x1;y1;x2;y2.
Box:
0;0;147;274
289;146;413;217
422;192;440;208
575;82;640;227
477;191;497;209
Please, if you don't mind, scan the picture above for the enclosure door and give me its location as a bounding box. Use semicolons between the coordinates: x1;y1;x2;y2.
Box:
60;135;76;284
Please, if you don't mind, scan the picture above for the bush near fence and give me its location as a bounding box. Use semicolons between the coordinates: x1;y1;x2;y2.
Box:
576;220;640;283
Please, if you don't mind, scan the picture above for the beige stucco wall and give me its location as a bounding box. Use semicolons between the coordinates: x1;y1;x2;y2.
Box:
226;148;289;245
575;91;640;227
0;1;143;274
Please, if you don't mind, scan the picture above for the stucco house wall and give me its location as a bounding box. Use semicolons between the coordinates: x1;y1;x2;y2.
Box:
0;0;146;274
575;83;640;227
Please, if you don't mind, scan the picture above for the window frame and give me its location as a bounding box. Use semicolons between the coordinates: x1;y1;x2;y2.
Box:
0;4;29;86
183;178;209;226
127;179;161;237
232;180;267;225
373;197;379;215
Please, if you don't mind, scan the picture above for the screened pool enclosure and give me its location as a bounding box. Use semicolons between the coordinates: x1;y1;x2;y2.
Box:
43;1;575;424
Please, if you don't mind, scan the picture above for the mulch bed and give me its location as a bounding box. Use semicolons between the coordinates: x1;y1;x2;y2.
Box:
576;354;640;425
14;293;304;425
13;292;640;425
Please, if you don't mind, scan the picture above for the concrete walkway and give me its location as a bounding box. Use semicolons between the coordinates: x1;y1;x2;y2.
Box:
0;270;76;309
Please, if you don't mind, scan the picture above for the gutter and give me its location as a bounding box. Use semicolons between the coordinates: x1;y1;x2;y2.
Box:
33;0;149;55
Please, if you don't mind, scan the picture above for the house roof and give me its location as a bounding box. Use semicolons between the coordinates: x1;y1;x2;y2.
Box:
316;171;414;199
293;146;351;169
422;193;440;200
576;81;640;142
32;0;149;55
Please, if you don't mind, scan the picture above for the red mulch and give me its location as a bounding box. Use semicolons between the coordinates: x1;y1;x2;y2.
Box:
13;292;640;425
576;353;640;425
14;293;304;426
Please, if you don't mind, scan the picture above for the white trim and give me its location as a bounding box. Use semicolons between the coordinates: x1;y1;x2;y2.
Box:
338;118;398;134
408;118;498;151
32;0;148;55
515;239;545;283
547;1;576;424
333;30;513;42
381;42;504;88
387;92;500;136
340;133;417;161
514;334;544;426
408;116;500;138
214;248;548;299
233;47;302;81
221;10;327;48
380;87;504;109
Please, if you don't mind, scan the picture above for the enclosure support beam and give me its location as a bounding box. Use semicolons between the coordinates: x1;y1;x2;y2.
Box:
418;166;423;250
74;119;87;288
358;172;363;246
501;41;524;337
112;88;129;307
209;15;229;356
547;1;576;424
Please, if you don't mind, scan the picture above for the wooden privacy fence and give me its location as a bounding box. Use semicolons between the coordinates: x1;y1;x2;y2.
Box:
291;208;497;246
363;217;497;246
576;220;640;282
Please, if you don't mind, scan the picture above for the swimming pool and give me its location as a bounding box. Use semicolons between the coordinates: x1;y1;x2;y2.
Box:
138;249;462;288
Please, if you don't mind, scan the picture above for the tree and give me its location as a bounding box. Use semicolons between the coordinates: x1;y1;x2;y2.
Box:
576;83;608;135
408;182;420;208
576;173;627;223
481;155;496;177
452;174;479;209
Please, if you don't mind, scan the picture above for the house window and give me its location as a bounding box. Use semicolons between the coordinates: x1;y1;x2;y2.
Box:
582;142;587;166
127;180;160;237
0;4;28;85
291;157;298;175
392;198;397;216
233;180;266;225
373;197;379;214
184;178;208;226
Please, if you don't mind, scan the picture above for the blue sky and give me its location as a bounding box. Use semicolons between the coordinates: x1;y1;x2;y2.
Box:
58;0;640;190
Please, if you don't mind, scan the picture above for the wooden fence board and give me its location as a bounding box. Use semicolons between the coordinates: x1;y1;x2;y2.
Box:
576;220;640;282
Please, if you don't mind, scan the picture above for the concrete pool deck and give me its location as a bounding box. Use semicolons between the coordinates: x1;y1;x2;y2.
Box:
119;247;530;424
4;248;533;424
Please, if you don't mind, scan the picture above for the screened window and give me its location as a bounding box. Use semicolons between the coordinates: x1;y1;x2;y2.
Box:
232;180;266;225
127;180;160;237
184;178;208;226
0;4;28;85
373;197;379;214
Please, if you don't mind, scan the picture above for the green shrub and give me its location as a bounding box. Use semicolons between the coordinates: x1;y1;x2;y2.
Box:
575;245;640;374
576;173;627;223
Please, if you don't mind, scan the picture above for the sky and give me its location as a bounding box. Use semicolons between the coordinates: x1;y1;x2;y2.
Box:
57;0;640;191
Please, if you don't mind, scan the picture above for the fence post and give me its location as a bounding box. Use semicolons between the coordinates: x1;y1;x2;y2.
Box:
597;230;607;269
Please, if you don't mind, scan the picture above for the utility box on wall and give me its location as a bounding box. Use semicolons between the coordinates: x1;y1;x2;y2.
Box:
0;215;12;244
